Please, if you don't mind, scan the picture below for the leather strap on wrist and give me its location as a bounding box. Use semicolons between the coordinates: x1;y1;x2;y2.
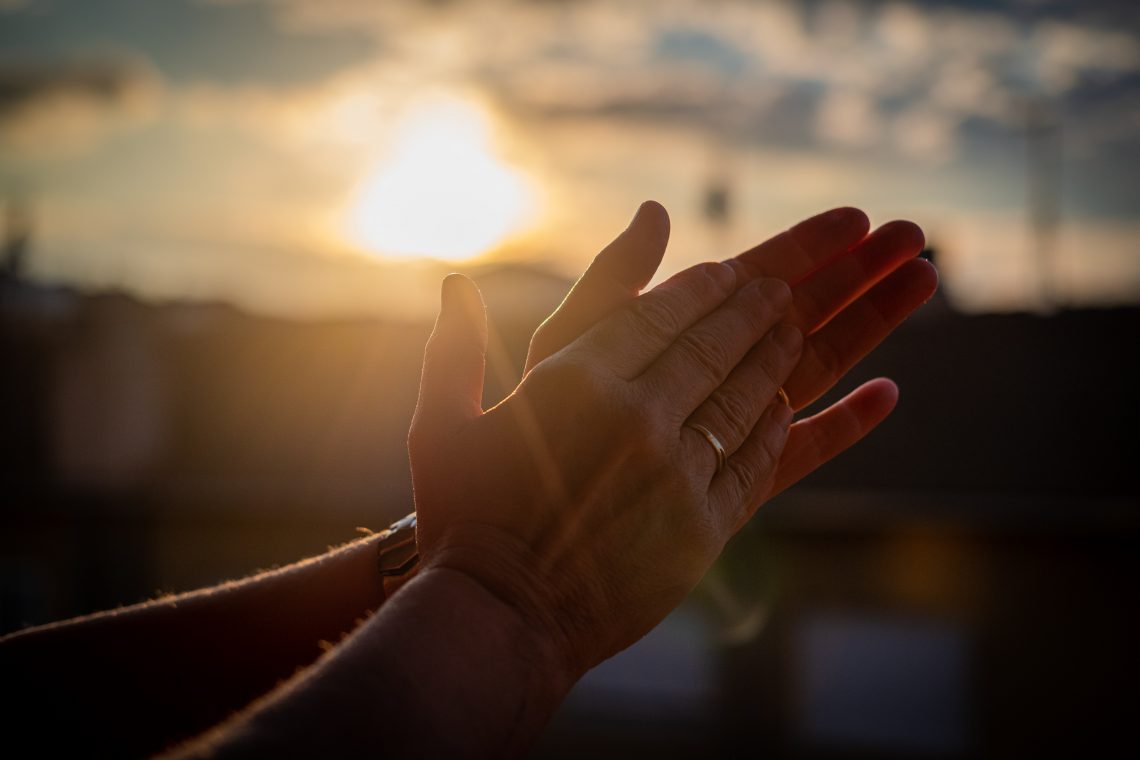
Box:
377;512;420;600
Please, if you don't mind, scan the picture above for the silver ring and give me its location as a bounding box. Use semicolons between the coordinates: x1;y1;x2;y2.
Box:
687;423;726;474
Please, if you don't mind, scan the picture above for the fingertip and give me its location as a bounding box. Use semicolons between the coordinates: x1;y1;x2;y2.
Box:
442;271;471;292
439;273;486;340
917;256;940;292
442;271;484;305
873;376;900;403
892;257;940;302
861;377;900;417
594;201;670;290
821;206;870;238
632;199;671;245
876;219;926;253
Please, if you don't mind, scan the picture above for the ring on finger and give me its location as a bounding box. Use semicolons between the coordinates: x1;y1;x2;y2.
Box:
776;386;790;407
687;423;727;474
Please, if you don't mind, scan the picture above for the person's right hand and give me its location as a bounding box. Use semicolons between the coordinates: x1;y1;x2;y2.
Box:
408;265;800;678
526;202;937;498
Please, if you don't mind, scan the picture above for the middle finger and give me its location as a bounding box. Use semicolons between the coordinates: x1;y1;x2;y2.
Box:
638;277;792;417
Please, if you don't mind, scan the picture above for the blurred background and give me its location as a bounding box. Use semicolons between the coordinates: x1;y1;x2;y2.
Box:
1;0;1137;756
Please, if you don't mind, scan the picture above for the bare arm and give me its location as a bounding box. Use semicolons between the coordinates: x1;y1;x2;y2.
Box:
1;530;394;758
167;253;808;757
170;567;573;759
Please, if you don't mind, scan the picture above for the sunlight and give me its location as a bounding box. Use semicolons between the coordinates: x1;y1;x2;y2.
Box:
345;95;536;261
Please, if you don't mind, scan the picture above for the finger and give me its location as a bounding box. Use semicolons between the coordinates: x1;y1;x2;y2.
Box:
788;220;925;334
710;402;794;535
642;277;791;414
682;322;802;468
785;258;938;408
772;378;899;497
410;274;487;443
579;260;737;377
525;201;670;373
726;207;870;286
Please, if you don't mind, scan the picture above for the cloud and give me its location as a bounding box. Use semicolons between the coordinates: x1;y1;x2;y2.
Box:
208;0;1138;166
1033;20;1140;93
0;56;162;160
815;89;884;149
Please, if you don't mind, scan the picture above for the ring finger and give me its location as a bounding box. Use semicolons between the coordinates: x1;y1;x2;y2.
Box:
681;322;802;478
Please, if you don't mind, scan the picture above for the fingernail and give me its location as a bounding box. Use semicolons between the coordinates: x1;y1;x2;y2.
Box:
773;323;802;353
758;278;791;309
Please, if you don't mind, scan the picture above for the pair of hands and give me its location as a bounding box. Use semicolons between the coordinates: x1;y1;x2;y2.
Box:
407;202;935;678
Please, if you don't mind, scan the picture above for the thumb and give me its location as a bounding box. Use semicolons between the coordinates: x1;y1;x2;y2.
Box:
412;273;487;442
526;200;670;372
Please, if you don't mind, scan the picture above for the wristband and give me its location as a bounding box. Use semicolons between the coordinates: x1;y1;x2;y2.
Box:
377;511;419;599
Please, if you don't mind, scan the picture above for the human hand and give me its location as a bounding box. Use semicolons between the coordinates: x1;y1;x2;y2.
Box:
408;265;799;676
526;201;938;498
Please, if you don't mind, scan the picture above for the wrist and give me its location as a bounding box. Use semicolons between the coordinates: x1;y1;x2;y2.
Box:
422;520;591;681
373;564;579;753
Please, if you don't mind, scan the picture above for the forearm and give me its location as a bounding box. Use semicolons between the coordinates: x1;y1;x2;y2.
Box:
1;531;392;758
172;566;577;759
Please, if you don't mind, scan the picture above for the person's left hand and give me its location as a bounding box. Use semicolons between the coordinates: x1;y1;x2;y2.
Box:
525;201;937;498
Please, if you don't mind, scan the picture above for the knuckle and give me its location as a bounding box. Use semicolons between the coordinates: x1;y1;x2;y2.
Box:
741;302;775;335
693;261;734;291
543;356;608;401
764;277;793;307
753;348;783;389
706;387;752;440
743;279;790;327
626;295;681;343
677;331;730;382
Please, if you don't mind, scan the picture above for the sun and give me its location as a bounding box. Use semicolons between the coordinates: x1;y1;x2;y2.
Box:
345;96;535;261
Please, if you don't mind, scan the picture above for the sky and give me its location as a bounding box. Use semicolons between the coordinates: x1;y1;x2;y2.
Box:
1;0;1138;317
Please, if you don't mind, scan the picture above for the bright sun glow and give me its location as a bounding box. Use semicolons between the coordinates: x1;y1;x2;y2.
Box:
345;96;535;261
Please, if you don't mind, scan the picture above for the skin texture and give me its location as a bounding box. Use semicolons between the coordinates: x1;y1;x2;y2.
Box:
1;202;937;758
177;253;812;759
527;202;937;498
410;265;801;676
